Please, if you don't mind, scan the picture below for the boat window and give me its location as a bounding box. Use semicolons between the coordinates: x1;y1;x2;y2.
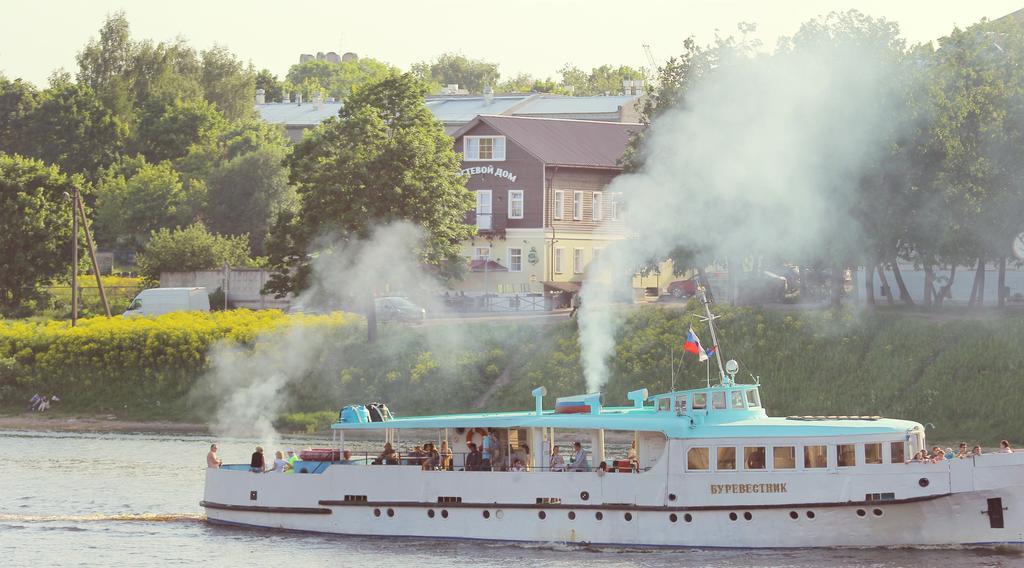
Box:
716;447;736;470
730;390;745;409
773;446;796;469
865;443;883;464
687;447;709;470
837;444;856;467
804;445;828;469
675;395;687;414
692;393;707;410
890;441;906;464
658;398;671;412
712;391;726;410
743;447;766;470
746;389;760;407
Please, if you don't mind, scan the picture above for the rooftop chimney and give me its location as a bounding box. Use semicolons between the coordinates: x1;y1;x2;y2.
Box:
296;93;303;105
255;88;266;105
283;92;291;104
483;85;494;104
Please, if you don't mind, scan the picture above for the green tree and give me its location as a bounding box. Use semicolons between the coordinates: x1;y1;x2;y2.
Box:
411;53;500;93
558;64;648;96
0;153;78;313
0;75;36;156
136;222;255;283
497;73;567;94
206;145;295;255
94;158;203;249
255;69;283;102
200;45;256;121
285;57;398;101
135;96;225;163
265;72;476;296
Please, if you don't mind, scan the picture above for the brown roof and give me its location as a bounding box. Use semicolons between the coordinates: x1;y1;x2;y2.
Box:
454;115;643;169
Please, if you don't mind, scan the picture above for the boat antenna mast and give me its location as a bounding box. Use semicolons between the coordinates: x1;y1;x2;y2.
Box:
697;286;728;385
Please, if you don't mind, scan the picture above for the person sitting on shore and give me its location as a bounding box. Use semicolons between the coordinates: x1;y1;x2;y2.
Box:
568;441;589;472
207;444;222;468
972;445;983;456
550;446;566;472
1000;440;1014;453
250;446;266;473
28;393;42;412
464;442;482;471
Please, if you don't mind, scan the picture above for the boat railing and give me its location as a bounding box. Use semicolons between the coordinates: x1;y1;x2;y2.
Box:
216;451;649;473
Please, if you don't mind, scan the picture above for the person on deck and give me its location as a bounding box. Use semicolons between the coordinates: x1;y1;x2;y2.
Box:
568;441;589;472
439;441;453;471
482;430;495;471
270;450;291;473
465;442;482;471
373;442;398;465
285;449;299;473
250;446;266;473
339;450;356;465
550;446;566;472
207;444;222;468
1000;440;1014;453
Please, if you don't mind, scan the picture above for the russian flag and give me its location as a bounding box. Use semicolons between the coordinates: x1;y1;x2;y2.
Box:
684;327;709;362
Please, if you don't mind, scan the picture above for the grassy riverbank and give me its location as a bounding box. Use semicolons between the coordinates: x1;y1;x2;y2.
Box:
1;305;1022;443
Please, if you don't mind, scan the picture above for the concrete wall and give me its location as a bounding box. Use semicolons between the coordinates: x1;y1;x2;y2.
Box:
160;268;291;310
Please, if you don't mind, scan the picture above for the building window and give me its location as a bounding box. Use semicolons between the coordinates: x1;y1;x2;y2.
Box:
610;195;619;220
838;444;856;467
865;443;883;465
553;190;564;220
464;136;506;161
573;248;584;274
508;190;524;219
744;447;766;470
473;247;491;260
803;445;828;469
890;441;905;464
773;446;796;469
509;248;522;272
475;190;492;231
687;447;709;470
554;248;565;274
717;447;736;470
592;192;602;221
573;191;583;220
592;248;602;263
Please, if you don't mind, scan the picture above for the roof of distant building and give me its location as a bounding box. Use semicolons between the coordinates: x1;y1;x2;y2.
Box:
424;94;535;124
256;102;342;126
515;94;639;116
456;115;643;168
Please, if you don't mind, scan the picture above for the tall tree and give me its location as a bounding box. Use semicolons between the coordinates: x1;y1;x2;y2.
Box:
255;69;283;102
558;64;648;96
136;222;254;284
265;71;475;296
285;57;398;101
0;75;37;156
411;53;500;93
0;153;78;313
200;45;256;121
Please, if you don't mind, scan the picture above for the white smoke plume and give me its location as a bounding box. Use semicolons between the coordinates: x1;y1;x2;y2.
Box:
579;27;906;392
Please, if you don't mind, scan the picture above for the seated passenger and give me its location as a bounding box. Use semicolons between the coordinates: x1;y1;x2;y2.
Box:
422;443;440;470
956;442;969;459
464;442;482;471
549;446;566;472
930;446;945;462
339;450;356;465
595;461;608;476
972;445;983;456
250;446;266;473
627;440;640;472
270;450;291;473
373;442;398;465
511;459;526;472
1000;440;1014;453
568;441;590;472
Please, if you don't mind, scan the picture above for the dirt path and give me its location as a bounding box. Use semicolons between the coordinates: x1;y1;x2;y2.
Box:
0;414;209;434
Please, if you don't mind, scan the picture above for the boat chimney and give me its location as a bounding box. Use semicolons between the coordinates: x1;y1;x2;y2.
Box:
531;386;547;415
627;388;649;408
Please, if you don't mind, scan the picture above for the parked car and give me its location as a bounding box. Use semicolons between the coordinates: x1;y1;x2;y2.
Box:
736;271;789;304
123;287;210;317
667;277;700;298
374;297;427;322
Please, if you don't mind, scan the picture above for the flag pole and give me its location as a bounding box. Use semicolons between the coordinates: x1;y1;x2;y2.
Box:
670;345;676;392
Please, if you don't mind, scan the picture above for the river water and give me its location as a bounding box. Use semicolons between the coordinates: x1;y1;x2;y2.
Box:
1;429;1022;567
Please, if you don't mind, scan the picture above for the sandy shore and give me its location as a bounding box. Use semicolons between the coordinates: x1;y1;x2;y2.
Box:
0;413;209;434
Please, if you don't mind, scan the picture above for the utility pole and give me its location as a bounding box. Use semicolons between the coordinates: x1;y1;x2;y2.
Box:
70;191;78;327
74;186;111;317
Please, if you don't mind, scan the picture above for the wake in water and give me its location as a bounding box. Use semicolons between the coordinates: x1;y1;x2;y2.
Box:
0;512;204;523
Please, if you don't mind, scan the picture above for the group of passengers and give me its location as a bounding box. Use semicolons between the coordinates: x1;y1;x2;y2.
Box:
910;440;1014;463
372;441;454;470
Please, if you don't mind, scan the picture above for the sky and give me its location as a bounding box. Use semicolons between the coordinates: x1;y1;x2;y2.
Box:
0;0;1020;87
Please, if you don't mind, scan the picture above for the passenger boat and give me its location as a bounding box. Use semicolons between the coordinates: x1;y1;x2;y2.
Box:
202;293;1024;548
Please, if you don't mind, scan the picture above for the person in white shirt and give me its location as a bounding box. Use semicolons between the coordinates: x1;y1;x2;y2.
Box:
549;446;566;472
270;450;292;473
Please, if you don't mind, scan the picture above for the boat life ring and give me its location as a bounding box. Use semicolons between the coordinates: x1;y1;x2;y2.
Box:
464;428;488;447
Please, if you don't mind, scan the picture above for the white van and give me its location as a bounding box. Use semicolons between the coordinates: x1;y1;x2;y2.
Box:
123;287;211;317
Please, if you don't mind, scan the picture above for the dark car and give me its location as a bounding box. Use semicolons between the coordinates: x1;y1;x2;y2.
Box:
667;277;699;298
374;297;427;322
736;271;789;304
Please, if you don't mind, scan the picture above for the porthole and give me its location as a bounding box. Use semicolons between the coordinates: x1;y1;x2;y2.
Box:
427;509;435;518
856;509;866;517
482;510;490;519
872;508;883;517
496;510;504;520
373;508;381;517
919;478;930;487
789;511;798;520
729;512;738;521
743;512;752;521
624;512;633;521
568;511;576;521
595;511;603;521
580;491;590;501
386;508;394;518
668;493;677;501
538;511;546;520
806;511;815;519
670;513;678;523
441;509;449;519
684;513;693;523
